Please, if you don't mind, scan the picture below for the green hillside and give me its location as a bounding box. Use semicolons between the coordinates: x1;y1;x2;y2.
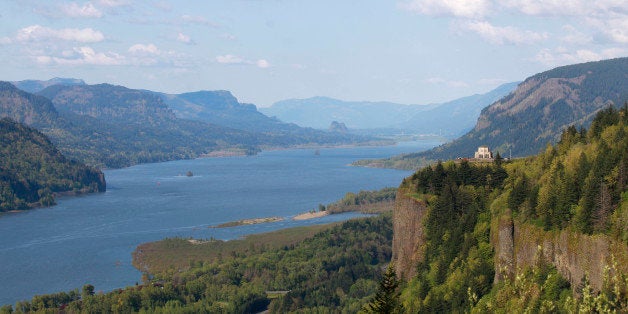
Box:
360;57;628;169
0;118;105;212
390;104;628;312
0;82;259;168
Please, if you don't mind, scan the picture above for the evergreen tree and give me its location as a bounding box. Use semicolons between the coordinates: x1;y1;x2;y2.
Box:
362;264;401;314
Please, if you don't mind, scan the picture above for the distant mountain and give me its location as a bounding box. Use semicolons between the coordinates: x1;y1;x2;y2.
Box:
261;83;517;137
0;118;105;212
1;82;377;168
261;97;432;130
401;82;520;137
157;90;376;146
159;90;306;132
328;121;348;133
34;84;259;167
359;57;628;169
0;81;60;127
39;84;180;126
11;77;85;93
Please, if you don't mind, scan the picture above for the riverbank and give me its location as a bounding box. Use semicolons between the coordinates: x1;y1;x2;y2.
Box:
293;211;329;220
210;216;284;228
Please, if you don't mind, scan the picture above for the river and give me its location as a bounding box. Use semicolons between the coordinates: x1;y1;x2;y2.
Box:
0;140;440;305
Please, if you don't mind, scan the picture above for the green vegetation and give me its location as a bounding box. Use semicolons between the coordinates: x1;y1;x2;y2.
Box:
36;83;260;168
393;104;628;312
5;215;393;313
325;187;397;214
398;160;506;312
0;118;105;212
362;264;403;313
134;224;334;274
473;256;627;313
361;57;628;170
506;105;628;235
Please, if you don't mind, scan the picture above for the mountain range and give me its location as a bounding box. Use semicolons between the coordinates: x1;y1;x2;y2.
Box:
154;90;371;145
0;82;374;168
356;57;628;169
261;82;518;138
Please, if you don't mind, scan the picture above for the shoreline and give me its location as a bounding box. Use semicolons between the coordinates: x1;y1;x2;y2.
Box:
293;211;330;220
210;216;284;228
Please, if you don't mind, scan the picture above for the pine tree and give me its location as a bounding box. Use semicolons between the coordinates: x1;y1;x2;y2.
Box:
362;264;402;313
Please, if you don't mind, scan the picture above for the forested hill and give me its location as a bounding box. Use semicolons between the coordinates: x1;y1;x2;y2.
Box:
391;105;628;312
0;81;60;128
0;82;256;168
0;118;105;212
364;57;628;169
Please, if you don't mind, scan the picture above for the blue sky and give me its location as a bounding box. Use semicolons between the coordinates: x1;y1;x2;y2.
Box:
1;0;626;107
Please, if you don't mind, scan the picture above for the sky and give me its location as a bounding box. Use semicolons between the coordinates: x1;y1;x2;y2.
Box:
0;1;626;107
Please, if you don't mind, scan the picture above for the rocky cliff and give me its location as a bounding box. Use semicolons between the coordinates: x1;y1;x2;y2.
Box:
493;210;628;291
391;188;428;281
393;191;628;292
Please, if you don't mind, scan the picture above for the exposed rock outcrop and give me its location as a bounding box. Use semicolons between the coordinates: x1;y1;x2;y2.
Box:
393;191;628;291
493;211;628;291
391;189;428;281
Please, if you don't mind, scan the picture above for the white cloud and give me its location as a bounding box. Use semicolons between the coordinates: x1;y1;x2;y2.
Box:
176;32;192;44
534;47;627;66
36;46;124;65
60;2;103;18
216;54;245;65
128;43;160;55
216;54;271;68
501;1;628;45
588;17;628;44
15;25;105;43
399;0;492;18
127;44;190;66
501;0;625;17
96;0;130;7
560;25;593;45
256;59;270;68
461;20;547;45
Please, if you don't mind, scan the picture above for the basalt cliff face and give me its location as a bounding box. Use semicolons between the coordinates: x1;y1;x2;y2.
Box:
392;192;628;291
493;210;628;291
391;189;428;281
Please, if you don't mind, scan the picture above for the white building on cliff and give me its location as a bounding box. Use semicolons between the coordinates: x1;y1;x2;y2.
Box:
474;146;493;159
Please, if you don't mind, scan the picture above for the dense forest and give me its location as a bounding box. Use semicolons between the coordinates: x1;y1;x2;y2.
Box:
394;104;628;312
1;215;392;313
0;118;105;212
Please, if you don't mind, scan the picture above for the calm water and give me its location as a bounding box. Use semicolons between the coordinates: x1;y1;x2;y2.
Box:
0;140;439;305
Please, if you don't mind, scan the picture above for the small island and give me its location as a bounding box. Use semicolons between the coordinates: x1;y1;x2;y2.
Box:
210;216;284;228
